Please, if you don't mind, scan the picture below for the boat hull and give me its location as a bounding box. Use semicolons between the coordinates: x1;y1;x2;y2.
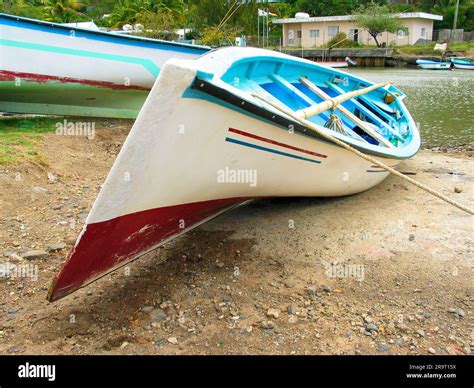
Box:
451;62;474;70
0;13;209;118
48;57;403;301
416;59;451;70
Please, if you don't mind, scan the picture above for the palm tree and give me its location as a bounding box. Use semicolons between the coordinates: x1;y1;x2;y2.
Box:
108;0;149;28
40;0;86;22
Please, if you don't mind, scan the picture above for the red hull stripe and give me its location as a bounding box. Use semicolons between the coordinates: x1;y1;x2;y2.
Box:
0;70;150;91
367;164;398;172
48;197;249;302
228;128;327;159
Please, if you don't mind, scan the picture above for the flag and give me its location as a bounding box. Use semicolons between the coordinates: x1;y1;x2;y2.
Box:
268;9;278;17
258;8;278;17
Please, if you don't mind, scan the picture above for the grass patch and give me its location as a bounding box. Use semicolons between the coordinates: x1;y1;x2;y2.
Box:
394;41;474;55
0;117;59;165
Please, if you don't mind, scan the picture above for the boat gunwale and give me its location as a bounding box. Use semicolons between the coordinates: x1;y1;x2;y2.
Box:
190;76;420;160
0;12;210;52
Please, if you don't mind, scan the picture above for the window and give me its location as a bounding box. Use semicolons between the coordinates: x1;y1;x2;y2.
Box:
288;29;295;45
309;29;320;38
421;27;426;37
297;30;302;38
397;30;406;38
328;26;339;37
349;29;359;42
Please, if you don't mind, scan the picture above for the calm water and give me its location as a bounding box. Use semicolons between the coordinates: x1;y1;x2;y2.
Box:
347;67;474;147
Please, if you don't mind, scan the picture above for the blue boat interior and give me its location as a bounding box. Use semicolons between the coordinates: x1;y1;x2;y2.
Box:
220;57;414;148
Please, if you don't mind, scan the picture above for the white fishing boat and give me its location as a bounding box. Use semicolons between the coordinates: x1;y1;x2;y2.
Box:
416;58;451;70
451;57;474;70
0;13;209;118
48;47;420;301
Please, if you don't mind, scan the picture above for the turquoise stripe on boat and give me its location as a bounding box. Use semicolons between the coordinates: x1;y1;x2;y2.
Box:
0;39;160;77
225;137;321;164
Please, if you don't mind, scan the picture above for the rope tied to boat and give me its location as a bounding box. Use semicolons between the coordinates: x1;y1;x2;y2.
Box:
325;111;348;135
250;92;474;216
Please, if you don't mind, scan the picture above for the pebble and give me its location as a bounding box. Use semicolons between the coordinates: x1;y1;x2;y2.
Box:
47;243;66;252
284;280;295;289
66;237;77;245
428;347;436;354
267;308;280;319
288;315;298;324
167;337;178;345
4;252;23;262
454;187;463;193
141;306;154;313
379;343;390;353
395;338;404;346
149;308;167;323
12;241;20;247
366;323;378;332
416;329;425;337
322;285;332;293
21;250;49;260
448;307;465;318
306;286;318;298
287;304;297;315
32;187;47;194
409;234;415;241
216;262;225;268
260;320;275;330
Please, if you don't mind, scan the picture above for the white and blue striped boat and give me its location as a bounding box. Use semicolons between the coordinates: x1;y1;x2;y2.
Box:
416;58;451;70
0;13;209;118
49;47;421;301
451;57;474;70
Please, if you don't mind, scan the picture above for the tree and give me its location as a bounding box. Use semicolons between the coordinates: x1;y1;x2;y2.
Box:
353;4;408;47
286;0;380;17
136;10;179;40
41;0;86;23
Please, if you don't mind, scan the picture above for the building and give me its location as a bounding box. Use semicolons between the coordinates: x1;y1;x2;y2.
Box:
273;12;443;47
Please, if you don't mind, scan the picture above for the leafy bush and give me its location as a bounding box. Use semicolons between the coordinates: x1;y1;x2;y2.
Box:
325;32;359;49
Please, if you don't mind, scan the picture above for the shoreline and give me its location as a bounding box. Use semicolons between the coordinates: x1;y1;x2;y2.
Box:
0;122;472;355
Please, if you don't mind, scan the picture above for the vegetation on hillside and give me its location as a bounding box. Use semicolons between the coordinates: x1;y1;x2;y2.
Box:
0;0;472;44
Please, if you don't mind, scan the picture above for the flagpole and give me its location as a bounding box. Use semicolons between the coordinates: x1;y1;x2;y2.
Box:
267;8;270;48
257;10;260;47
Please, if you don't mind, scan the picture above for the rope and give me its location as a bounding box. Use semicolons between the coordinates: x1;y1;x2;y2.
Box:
251;93;474;215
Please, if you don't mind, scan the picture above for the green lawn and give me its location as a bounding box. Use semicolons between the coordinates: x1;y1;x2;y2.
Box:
393;41;474;56
275;41;474;55
0;117;59;165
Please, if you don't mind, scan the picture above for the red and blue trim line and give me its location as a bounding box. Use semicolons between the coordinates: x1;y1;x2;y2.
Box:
366;165;397;173
225;128;325;164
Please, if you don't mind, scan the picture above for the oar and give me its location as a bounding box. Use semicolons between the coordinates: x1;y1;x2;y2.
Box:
326;82;405;142
295;82;390;120
299;77;395;148
250;92;474;216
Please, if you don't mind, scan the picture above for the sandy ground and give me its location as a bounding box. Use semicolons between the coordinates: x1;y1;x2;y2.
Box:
0;121;472;355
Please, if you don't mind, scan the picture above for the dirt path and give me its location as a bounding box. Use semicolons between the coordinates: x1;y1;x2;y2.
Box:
0;122;472;355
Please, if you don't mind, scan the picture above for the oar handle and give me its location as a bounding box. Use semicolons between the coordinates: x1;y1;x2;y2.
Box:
296;82;391;119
